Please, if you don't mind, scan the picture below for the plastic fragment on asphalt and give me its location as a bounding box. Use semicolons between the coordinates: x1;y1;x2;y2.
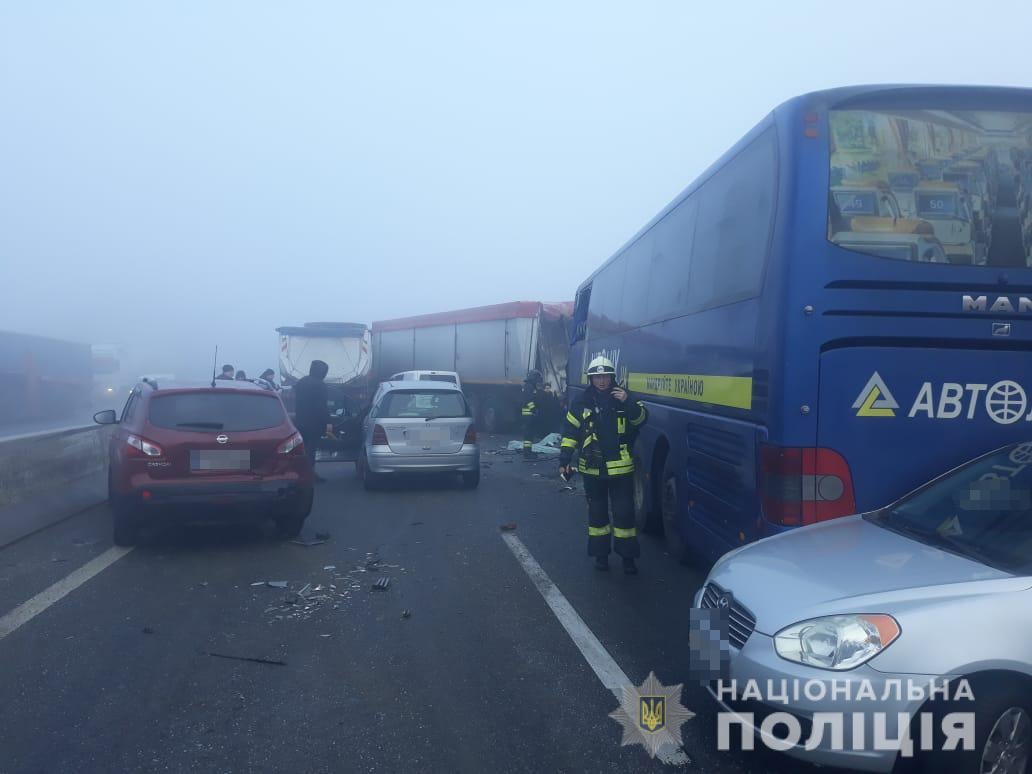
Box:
290;538;327;547
284;592;300;605
323;565;336;571
266;581;288;589
142;627;155;634
251;581;266;586
371;577;391;591
401;610;411;619
499;523;517;532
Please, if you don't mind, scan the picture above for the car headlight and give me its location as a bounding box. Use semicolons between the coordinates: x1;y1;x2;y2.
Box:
774;614;900;671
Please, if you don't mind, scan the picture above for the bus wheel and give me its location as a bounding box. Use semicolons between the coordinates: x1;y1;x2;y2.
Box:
633;461;661;535
661;464;689;564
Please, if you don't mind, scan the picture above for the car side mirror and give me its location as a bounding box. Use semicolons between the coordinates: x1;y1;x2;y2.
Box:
93;410;118;425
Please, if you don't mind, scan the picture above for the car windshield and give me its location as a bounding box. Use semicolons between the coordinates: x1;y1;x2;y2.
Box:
149;392;286;432
379;390;467;419
866;442;1032;573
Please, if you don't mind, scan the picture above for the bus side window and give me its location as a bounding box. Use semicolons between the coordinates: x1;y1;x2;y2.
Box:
689;127;776;309
647;197;698;321
572;285;591;343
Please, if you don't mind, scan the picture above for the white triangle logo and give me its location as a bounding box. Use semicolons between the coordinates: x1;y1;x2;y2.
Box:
852;372;899;417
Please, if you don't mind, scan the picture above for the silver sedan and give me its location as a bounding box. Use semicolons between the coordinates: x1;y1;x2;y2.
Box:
693;442;1032;774
356;381;480;490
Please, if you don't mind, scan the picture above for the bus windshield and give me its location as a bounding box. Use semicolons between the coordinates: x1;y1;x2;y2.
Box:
829;108;1032;268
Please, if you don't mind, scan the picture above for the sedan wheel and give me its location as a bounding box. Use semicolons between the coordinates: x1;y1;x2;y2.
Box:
981;706;1030;774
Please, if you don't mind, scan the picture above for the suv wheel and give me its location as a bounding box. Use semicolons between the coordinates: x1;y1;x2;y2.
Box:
111;499;138;547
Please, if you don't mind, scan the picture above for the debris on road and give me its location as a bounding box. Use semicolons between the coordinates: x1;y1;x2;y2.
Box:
559;485;576;493
72;538;99;548
371;577;391;591
207;652;287;667
250;581;266;586
290;537;328;547
284;592;301;605
315;531;331;541
499;523;517;532
507;433;562;455
322;565;336;571
410;521;424;526
266;581;288;589
142;627;155;635
401;610;412;619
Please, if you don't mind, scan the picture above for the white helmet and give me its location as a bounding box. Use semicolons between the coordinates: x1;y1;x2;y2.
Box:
586;356;616;376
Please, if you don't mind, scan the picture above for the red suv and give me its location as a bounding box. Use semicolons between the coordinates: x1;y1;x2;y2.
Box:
94;379;314;545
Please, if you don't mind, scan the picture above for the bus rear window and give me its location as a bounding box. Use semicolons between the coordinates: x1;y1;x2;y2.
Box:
829;107;1032;267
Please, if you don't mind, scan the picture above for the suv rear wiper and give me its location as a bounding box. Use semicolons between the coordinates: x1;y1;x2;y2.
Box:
176;421;224;429
424;415;464;421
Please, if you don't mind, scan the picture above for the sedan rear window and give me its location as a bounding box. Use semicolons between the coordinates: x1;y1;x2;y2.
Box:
379;390;468;419
149;392;287;431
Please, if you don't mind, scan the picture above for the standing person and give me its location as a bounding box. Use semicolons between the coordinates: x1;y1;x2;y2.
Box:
559;356;648;574
258;368;279;390
215;364;235;380
293;360;332;483
520;370;543;459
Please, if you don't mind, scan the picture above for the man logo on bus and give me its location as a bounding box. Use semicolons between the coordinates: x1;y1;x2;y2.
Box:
853;372;900;417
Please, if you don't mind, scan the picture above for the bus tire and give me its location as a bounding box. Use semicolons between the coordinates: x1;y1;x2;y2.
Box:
660;462;689;564
633;460;661;535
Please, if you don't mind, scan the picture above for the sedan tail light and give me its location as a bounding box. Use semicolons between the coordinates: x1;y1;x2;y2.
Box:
127;434;163;457
759;445;855;526
371;424;388;446
464;424;477;444
277;432;305;455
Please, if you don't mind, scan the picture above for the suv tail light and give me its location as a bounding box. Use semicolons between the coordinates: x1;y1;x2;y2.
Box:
277;432;304;455
759;445;855;526
371;424;388;446
127;434;163;457
464;424;477;444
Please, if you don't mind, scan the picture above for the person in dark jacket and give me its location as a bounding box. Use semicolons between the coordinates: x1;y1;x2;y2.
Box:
293;360;331;482
215;364;235;380
559;356;648;574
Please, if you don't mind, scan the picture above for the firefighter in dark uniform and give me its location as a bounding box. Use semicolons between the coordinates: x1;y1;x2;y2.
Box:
521;370;544;459
559;356;648;574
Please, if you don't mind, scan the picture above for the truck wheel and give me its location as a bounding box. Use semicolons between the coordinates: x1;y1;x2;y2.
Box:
660;461;689;564
482;402;499;434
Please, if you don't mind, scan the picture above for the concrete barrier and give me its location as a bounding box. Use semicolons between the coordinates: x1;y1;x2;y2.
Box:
0;424;112;548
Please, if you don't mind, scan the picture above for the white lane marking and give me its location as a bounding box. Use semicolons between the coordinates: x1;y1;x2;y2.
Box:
0;546;133;640
501;533;690;767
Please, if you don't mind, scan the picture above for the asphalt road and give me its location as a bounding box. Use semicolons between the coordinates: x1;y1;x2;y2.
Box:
0;436;852;774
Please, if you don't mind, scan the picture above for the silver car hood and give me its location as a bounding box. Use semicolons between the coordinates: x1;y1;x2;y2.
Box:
706;515;1030;635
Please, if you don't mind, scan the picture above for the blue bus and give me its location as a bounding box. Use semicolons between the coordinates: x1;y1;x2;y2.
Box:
567;85;1032;564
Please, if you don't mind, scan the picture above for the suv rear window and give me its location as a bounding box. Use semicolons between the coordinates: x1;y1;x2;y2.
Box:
379;390;468;419
149;392;286;431
419;374;457;383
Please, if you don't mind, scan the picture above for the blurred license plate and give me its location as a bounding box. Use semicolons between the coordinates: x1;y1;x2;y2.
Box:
191;450;250;471
417;427;449;442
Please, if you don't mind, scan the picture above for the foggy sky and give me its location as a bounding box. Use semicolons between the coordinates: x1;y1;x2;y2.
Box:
1;1;1028;380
